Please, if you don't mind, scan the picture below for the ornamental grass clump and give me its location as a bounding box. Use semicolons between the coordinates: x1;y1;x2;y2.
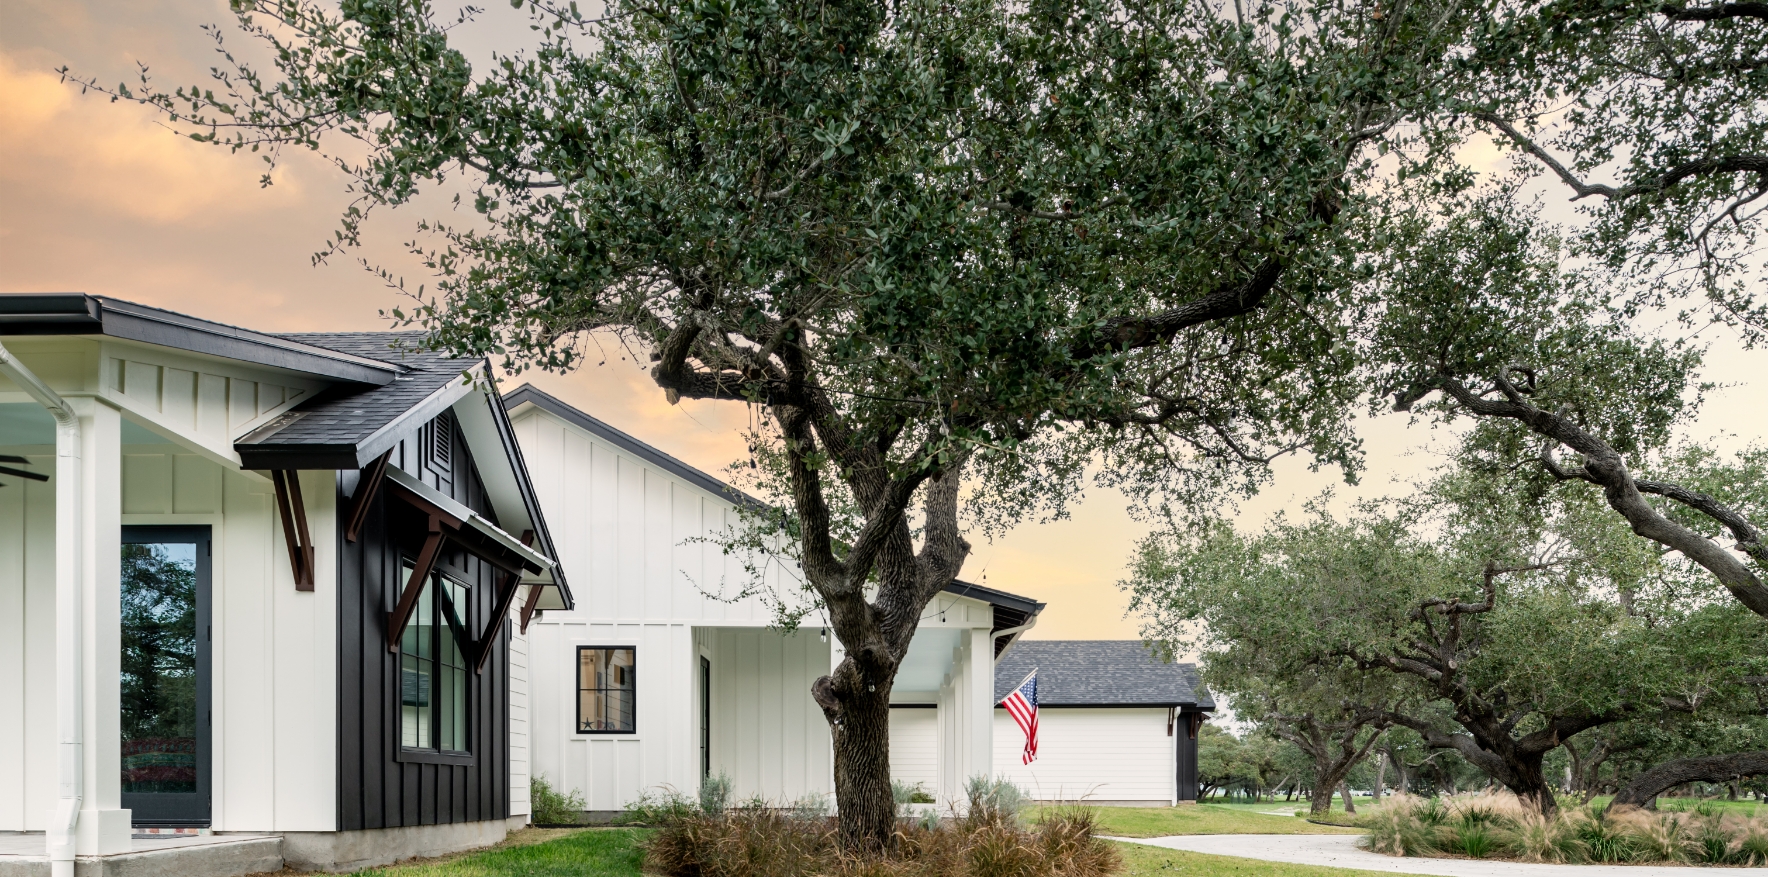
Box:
642;784;1121;877
1357;790;1768;866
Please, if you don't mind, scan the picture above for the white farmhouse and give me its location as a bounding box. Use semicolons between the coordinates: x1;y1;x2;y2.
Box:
2;295;572;876
503;385;1045;816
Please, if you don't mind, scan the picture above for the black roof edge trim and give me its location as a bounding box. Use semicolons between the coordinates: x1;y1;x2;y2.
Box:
944;579;1045;616
236;447;364;470
0;294;398;386
482;384;574;611
502;383;767;511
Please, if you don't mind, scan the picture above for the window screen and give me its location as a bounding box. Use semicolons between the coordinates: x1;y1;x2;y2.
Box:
578;647;636;733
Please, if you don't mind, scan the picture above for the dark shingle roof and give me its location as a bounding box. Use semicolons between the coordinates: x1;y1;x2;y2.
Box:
995;640;1213;709
236;332;476;469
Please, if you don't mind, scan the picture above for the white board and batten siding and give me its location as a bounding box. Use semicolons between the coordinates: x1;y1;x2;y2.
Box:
513;405;818;812
888;709;938;792
992;708;1175;805
1;334;340;832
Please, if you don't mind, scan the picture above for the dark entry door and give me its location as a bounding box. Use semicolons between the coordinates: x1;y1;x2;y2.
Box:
700;657;711;777
120;526;212;825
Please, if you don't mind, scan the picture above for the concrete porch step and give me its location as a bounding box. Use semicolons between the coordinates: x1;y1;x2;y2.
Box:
0;834;283;877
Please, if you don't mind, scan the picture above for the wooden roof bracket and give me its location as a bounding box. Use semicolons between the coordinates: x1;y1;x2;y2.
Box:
344;450;392;543
519;579;545;635
475;530;534;674
272;469;316;591
387;515;447;652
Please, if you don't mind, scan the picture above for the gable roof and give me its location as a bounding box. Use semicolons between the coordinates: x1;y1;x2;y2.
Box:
502;382;767;510
238;333;574;611
995;640;1213;709
236;332;475;470
0;293;398;386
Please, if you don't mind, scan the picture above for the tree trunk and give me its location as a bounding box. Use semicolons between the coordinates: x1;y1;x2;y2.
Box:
826;680;897;846
1373;751;1387;800
1612;751;1768;809
1339;782;1356;814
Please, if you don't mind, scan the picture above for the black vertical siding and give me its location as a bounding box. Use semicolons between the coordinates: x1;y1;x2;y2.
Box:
337;415;512;830
1176;710;1201;801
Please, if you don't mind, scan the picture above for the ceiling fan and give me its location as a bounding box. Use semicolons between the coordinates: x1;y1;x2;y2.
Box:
0;454;49;486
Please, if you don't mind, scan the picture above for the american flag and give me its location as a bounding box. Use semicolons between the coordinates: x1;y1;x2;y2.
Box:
1000;668;1039;765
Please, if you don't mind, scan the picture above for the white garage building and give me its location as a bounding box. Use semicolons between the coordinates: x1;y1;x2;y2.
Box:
990;641;1213;806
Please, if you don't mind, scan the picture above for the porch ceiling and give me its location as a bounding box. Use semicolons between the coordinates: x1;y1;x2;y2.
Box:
895;627;965;692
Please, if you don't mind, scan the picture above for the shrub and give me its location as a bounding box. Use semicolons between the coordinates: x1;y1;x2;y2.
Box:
1359;790;1768;867
700;772;733;815
642;797;1120;877
623;786;700;825
529;775;585;826
964;776;1030;825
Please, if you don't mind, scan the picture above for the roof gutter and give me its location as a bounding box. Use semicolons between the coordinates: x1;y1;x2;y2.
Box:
991;617;1040;664
0;342;83;877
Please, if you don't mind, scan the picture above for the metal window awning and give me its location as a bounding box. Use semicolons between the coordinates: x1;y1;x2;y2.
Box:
382;464;555;576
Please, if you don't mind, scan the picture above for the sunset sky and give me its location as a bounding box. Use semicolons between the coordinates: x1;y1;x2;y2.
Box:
3;0;1762;644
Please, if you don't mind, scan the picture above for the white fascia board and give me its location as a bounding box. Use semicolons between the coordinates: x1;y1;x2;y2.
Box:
352;364;482;467
383;464;555;574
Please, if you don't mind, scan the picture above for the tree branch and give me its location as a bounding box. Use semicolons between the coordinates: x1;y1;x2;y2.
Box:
1437;374;1768;618
1474;111;1768;201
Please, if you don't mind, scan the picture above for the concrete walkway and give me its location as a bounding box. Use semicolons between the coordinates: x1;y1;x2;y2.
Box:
1108;834;1768;876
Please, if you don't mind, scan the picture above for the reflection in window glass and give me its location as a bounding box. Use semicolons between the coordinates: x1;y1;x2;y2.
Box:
578;647;636;732
120;542;199;793
400;564;470;753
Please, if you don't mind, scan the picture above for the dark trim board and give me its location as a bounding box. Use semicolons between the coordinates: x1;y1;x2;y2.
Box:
0;294;397;385
503;383;767;511
336;412;510;831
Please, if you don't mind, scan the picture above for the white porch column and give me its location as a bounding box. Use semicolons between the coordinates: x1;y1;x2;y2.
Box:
75;399;128;855
967;627;993;786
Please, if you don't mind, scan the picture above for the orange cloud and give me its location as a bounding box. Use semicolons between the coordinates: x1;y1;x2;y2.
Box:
0;50;305;225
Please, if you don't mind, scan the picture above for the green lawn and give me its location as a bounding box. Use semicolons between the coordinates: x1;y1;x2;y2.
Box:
1113;842;1425;877
1030;803;1363;838
353;828;651;877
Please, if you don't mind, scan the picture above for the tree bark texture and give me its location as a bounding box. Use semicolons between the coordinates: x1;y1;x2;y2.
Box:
1340;782;1357;814
1612;751;1768;809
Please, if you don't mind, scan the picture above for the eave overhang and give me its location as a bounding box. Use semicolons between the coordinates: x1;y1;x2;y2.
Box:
1;293;398;386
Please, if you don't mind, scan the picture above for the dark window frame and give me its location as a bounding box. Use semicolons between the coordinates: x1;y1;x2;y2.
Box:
576;645;638;735
396;557;476;765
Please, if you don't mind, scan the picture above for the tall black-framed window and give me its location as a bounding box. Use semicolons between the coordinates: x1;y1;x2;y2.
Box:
577;647;636;733
400;561;471;755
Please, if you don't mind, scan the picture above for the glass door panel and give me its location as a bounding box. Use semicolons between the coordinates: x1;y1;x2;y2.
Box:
120;526;211;825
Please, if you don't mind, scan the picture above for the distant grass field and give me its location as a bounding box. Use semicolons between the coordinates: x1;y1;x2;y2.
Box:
1030;803;1362;838
1113;842;1424;877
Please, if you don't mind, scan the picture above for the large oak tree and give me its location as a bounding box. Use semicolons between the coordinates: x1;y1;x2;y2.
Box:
80;0;1485;843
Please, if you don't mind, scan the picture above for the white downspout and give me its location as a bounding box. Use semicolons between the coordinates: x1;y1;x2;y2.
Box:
0;342;83;877
989;616;1039;664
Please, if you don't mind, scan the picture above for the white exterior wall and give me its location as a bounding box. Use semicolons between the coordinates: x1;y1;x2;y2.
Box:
888;709;937;792
514;406;808;812
509;606;532;818
514;403;998;814
699;627;832;804
992;708;1175;804
1;338;338;833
